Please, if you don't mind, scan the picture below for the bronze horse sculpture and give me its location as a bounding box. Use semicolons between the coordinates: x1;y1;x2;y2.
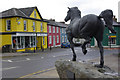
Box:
64;7;116;68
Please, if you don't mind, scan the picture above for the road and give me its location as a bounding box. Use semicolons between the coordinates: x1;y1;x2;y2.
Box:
2;47;119;78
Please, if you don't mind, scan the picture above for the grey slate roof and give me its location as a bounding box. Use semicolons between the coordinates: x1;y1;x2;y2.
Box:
46;19;68;28
0;7;43;20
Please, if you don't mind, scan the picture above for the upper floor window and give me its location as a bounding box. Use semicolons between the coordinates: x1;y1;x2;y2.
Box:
41;23;43;32
57;27;59;33
24;20;27;31
109;27;114;33
53;26;55;33
62;28;64;33
49;26;51;33
33;22;35;31
34;11;36;18
6;20;11;31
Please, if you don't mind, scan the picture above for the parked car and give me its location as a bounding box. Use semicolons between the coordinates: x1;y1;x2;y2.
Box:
61;42;70;48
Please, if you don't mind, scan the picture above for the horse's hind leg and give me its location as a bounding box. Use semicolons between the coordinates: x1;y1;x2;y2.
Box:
95;40;104;68
67;35;76;61
81;37;91;55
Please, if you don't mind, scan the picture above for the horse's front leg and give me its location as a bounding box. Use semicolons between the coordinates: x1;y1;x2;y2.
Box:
81;37;91;55
68;36;76;61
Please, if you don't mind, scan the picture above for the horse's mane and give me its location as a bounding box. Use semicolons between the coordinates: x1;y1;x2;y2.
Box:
70;7;81;18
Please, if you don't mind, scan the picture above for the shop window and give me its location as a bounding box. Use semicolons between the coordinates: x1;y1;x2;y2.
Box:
62;36;64;42
108;37;116;45
43;36;45;45
12;36;25;49
6;20;11;31
31;36;36;47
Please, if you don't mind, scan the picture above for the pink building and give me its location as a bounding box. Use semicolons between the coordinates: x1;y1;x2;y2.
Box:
47;19;61;48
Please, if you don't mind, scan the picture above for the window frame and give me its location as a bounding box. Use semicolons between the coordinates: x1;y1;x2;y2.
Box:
6;20;11;31
24;20;27;31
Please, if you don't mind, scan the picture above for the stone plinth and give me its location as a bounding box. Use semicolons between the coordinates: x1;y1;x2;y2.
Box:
55;60;119;80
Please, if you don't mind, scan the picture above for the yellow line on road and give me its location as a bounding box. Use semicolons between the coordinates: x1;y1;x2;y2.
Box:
16;67;55;80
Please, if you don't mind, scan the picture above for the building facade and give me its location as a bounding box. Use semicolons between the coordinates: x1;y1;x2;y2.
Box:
91;20;120;48
0;7;48;52
47;20;61;48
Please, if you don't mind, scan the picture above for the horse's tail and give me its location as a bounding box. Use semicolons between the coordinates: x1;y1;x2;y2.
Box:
98;9;116;34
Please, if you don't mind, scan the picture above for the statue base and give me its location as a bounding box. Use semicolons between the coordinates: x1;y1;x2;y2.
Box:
55;60;119;79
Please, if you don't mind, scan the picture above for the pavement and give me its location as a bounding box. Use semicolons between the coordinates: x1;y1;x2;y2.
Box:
1;47;120;78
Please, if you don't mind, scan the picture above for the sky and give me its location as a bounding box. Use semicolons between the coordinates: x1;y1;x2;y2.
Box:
0;0;119;22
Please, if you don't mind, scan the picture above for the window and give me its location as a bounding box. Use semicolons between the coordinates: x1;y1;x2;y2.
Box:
43;36;45;45
62;36;64;42
62;28;64;33
65;36;67;42
57;35;59;43
6;20;11;31
108;37;116;45
49;26;51;33
12;36;25;49
34;11;36;18
31;36;36;47
53;26;55;33
109;27;114;33
57;27;59;33
49;36;52;44
24;20;27;31
33;22;35;31
41;23;43;32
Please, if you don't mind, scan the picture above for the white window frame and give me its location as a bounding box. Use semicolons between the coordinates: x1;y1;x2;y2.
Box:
49;26;51;33
53;26;55;33
33;22;35;31
6;20;11;31
57;35;59;43
24;20;27;31
62;28;64;33
34;11;36;18
41;23;43;32
57;27;59;33
49;36;52;44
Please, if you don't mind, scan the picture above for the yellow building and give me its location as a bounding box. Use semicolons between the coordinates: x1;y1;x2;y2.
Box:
0;7;48;52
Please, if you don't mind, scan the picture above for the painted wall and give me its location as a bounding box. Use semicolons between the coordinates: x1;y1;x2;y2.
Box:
47;25;60;47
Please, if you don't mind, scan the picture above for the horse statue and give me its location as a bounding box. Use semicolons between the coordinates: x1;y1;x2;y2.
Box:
64;7;116;68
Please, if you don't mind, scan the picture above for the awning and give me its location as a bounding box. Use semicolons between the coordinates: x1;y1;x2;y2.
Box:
13;32;47;36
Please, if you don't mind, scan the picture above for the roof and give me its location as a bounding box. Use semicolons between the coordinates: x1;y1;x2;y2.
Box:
46;19;68;28
0;7;43;20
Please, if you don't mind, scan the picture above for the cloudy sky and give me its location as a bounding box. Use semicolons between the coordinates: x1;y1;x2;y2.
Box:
0;0;119;22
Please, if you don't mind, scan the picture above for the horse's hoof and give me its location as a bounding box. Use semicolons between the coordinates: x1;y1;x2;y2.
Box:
94;64;104;68
72;58;76;61
83;50;87;55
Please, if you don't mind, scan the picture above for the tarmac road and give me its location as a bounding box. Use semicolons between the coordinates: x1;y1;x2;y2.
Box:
2;47;119;78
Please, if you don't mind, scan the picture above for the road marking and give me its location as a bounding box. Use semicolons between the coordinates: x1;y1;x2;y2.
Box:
53;56;56;57
41;57;44;59
17;67;55;79
26;58;30;60
8;60;12;62
2;66;19;71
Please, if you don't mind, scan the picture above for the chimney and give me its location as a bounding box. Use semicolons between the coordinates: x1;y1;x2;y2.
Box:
113;15;117;22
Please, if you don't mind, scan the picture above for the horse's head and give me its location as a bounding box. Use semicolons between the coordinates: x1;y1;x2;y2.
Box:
64;7;81;22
